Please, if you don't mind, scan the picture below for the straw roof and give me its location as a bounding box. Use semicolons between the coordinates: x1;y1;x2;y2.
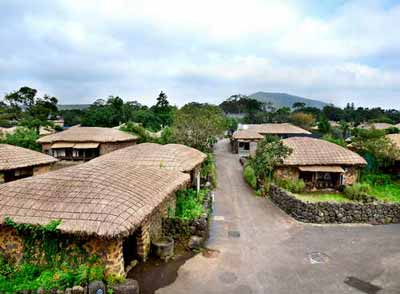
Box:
0;144;58;171
0;162;190;238
246;123;311;135
281;137;367;166
91;143;207;172
359;123;395;130
387;133;400;149
37;127;138;144
232;130;264;140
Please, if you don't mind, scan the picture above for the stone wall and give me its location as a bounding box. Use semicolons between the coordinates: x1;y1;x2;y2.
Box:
0;225;124;277
135;196;176;261
269;185;400;224
99;141;136;155
163;191;213;242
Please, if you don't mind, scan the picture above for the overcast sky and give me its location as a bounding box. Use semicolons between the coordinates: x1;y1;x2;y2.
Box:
1;0;400;108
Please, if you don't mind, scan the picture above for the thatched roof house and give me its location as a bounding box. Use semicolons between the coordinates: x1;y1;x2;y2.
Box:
232;123;311;156
0;144;57;183
0;163;189;238
37;127;138;161
275;137;367;190
0;143;205;277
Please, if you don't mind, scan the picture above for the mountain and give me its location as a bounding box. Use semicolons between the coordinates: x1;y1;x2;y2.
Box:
58;104;91;110
249;92;328;109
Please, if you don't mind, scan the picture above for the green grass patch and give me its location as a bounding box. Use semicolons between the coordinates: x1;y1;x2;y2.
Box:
294;192;353;203
367;183;400;203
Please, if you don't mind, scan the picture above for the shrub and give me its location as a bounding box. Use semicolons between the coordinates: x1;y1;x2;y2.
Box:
175;189;207;220
275;178;306;193
344;183;374;202
361;173;391;186
1;127;41;151
201;153;217;188
243;165;257;189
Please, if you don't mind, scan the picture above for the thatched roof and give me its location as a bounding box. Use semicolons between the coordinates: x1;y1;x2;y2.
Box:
37;127;138;144
359;123;395;130
281;137;367;166
0;144;58;172
91;143;207;172
247;123;311;135
232;130;264;140
387;133;400;149
0;161;190;238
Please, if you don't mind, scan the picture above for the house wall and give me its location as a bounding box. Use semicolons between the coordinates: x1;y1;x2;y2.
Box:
274;167;300;181
343;166;359;185
0;225;124;277
41;143;51;153
135;196;176;261
33;164;52;176
99;141;136;155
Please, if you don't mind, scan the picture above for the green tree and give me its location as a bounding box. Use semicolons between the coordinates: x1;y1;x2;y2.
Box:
249;136;292;190
1;127;41;151
317;116;331;134
292;102;306;110
289;112;315;130
172;103;226;152
151;91;173;127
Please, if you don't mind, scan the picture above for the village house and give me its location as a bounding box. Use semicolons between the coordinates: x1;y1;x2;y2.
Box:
359;122;396;131
91;143;207;191
231;123;311;156
0;143;206;277
37;126;138;161
275;137;367;190
0;144;58;184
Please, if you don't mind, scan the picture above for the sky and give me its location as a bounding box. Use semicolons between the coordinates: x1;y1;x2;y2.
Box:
1;0;400;108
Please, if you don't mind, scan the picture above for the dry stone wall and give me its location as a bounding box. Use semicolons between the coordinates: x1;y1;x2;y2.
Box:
269;185;400;224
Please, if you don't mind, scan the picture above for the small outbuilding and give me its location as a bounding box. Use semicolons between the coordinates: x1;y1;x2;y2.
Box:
0;144;58;184
231;123;311;156
37;126;138;161
275;137;367;190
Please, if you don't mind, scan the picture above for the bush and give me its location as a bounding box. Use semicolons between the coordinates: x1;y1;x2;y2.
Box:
1;127;41;151
201;153;217;188
243;165;257;189
175;189;208;220
344;183;374;202
275;178;305;193
361;173;392;186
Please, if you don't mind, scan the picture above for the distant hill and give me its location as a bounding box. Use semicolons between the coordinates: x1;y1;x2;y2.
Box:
58;104;91;110
249;92;328;109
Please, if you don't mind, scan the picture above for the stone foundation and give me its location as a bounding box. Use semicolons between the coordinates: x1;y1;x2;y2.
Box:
269;185;400;224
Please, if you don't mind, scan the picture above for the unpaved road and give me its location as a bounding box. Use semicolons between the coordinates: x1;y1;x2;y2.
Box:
158;139;400;294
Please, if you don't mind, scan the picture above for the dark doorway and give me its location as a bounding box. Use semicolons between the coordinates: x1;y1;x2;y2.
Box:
123;231;139;268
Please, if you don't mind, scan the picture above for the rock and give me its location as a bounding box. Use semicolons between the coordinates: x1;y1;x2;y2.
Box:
72;286;84;294
188;235;204;249
110;279;139;294
37;289;46;294
88;281;106;294
65;288;73;294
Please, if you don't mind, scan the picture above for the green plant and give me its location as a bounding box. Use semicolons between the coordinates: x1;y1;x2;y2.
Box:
275;178;306;193
201;153;217;188
243;164;257;189
361;172;391;185
0;219;107;292
175;189;208;220
344;183;374;202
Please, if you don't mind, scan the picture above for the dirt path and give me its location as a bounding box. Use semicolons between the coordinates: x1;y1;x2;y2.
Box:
157;139;400;294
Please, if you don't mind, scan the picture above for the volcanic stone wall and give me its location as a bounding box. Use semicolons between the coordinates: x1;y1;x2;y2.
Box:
269;185;400;224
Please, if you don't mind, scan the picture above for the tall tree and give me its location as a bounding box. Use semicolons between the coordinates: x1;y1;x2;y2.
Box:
172;103;226;152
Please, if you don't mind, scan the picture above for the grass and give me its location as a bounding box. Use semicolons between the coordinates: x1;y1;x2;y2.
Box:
294;192;353;203
367;183;400;203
